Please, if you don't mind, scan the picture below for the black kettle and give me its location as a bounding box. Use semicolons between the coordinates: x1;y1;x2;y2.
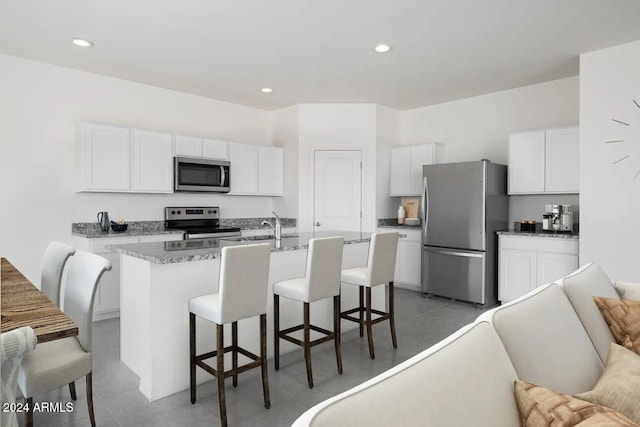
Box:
97;211;110;232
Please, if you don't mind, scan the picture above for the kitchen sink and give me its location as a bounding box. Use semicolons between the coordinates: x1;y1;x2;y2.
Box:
222;234;299;242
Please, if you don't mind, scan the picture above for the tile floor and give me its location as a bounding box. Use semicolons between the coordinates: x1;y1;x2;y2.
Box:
22;289;486;427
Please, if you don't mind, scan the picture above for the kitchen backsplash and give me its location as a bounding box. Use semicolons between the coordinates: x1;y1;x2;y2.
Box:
508;194;579;229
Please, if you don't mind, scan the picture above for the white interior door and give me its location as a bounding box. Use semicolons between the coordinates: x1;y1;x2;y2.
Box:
313;150;362;232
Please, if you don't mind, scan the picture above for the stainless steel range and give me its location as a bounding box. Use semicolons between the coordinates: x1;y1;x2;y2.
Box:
165;206;241;239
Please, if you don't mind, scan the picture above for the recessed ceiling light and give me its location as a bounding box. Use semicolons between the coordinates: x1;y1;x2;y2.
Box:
374;44;391;53
261;87;273;93
72;38;94;48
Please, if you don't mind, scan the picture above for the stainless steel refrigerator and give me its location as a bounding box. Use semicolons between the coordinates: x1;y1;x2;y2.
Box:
421;160;508;307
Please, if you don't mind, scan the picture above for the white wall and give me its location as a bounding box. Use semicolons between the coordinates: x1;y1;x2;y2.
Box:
400;77;580;224
580;40;640;281
400;77;579;164
271;105;299;218
0;54;272;283
296;104;378;232
376;105;399;219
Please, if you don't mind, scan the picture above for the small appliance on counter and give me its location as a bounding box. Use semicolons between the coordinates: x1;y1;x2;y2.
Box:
542;204;573;232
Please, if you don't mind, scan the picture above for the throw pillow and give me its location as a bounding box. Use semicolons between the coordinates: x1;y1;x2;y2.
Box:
593;296;640;355
576;343;640;424
514;380;638;426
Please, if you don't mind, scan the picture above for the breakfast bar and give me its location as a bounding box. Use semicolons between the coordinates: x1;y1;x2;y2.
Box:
108;231;384;402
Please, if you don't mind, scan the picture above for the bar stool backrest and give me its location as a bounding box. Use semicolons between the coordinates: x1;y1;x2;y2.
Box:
366;232;399;287
305;237;344;302
218;243;271;324
41;241;76;307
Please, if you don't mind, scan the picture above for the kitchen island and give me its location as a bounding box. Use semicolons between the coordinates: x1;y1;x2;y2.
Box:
108;231;384;401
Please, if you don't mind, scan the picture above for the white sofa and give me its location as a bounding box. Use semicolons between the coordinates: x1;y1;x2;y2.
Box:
292;262;639;426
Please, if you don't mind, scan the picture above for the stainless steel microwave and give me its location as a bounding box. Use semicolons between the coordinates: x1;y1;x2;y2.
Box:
174;157;230;193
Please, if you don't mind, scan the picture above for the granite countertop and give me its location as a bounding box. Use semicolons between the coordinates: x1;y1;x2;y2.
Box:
377;218;422;230
497;230;579;240
72;218;297;239
72;221;183;239
107;231;371;264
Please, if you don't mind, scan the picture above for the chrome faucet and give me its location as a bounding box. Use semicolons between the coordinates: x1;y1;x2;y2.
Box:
261;211;282;240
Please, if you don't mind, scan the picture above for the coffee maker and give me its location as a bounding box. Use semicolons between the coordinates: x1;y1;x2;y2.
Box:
543;204;573;232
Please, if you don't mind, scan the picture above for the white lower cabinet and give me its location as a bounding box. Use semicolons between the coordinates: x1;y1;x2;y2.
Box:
379;229;422;291
498;235;578;303
73;234;183;320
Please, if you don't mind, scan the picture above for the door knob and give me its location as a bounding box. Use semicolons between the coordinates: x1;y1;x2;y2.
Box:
315;222;321;226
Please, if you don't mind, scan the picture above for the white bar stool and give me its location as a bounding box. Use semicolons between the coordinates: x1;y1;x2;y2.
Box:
273;236;344;388
340;232;399;359
189;243;271;427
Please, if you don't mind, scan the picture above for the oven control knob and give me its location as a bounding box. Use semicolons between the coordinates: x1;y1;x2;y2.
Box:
171;210;176;215
208;210;213;214
177;210;181;214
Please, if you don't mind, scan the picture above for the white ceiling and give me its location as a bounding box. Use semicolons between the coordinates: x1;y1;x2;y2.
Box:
2;0;640;111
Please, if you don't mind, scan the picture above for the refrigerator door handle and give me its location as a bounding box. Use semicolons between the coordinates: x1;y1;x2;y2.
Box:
421;176;428;240
436;250;484;258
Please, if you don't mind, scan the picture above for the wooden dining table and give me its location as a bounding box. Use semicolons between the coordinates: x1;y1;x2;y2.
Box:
1;257;78;343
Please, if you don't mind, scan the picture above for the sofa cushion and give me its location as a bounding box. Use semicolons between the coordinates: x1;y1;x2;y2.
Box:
485;284;603;394
614;282;640;300
576;343;640;424
293;322;520;427
514;380;638;426
593;297;640;355
560;262;620;364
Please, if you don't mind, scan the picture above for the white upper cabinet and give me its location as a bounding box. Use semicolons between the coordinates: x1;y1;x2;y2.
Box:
80;124;131;191
228;142;259;194
174;135;228;160
258;146;284;195
508;130;546;193
174;135;202;157
508;126;579;194
545;127;580;193
390;144;444;196
131;129;174;193
202;139;228;160
228;143;284;196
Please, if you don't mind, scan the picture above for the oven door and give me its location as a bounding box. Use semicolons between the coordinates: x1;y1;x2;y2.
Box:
174;157;231;193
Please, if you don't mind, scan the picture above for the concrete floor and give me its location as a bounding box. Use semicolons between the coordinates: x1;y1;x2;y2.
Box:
22;289;485;426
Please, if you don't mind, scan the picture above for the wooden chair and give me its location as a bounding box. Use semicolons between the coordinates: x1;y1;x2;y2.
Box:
273;237;344;388
189;243;271;427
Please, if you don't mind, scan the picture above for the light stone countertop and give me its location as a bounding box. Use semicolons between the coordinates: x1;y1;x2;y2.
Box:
497;230;579;240
107;231;372;264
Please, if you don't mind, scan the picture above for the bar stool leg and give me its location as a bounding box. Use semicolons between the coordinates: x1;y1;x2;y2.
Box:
303;302;313;388
334;295;343;374
189;313;196;404
358;286;364;337
216;324;228;427
389;282;398;349
232;321;238;387
68;381;76;400
260;313;270;409
274;294;280;371
366;287;375;359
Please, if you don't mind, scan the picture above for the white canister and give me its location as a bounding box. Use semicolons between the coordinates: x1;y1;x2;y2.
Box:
397;205;405;225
